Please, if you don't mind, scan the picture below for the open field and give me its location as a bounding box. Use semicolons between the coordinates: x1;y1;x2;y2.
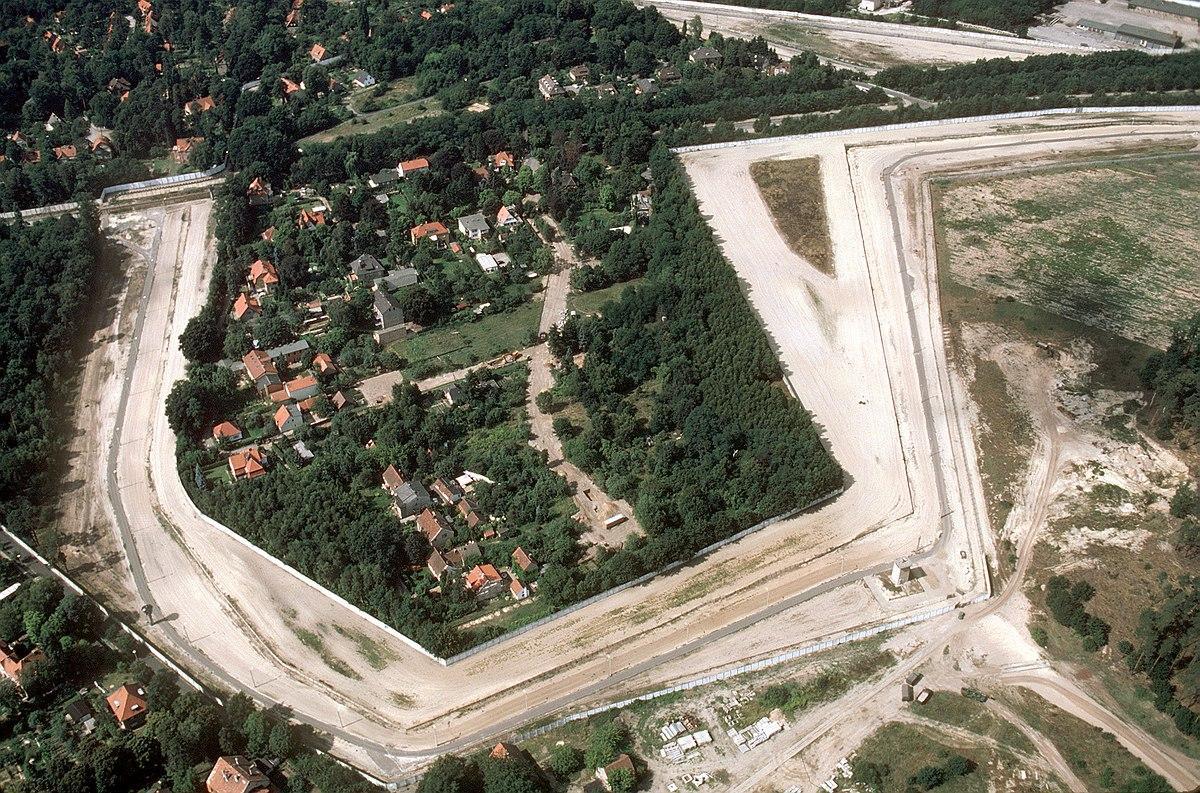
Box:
748;158;833;275
933;155;1200;348
299;96;443;145
389;301;541;375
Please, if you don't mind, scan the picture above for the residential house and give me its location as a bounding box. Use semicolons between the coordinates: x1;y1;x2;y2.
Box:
313;352;337;375
88;135;115;159
242;350;280;392
634;78;658;96
293;440;314;464
522;156;542;173
348;253;387;283
350;70;376;89
568;64;592;84
457;497;483;528
266;339;311;367
247;177;273;204
382;465;408;492
509;577;529;600
417;508;454;550
53;144;78;161
410;221;449;246
398;157;430;177
261;226;276;243
631;189;652;220
379;267;419;290
64;699;97;735
232;293;261;321
431;477;464;505
656;64;682;84
596;755;635;791
426;550;454;579
465;564;505;599
490;151;516;170
444;384;466;406
309;43;327;62
0;637;45;688
184;95;216;115
247;259;280;292
285;374;320;401
368;168;399;189
445;541;481;569
766;60;792;77
44;112;63;132
205;755;271;793
274;403;304;434
689;46;722;67
107;77;132;94
281;77;302;97
373;289;407;344
538;74;565;100
513;547;538;573
457;212;490;240
475;253;501;273
593;82;617;97
172;136;203;164
384;468;432;519
296;207;326;229
229;446;267;480
332;391;351;410
212;421;243;444
496;204;521;229
106;683;149;730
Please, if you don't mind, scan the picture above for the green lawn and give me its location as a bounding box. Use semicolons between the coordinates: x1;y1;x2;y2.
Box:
300;97;443;145
567;277;644;316
914;690;1033;753
390;301;541;376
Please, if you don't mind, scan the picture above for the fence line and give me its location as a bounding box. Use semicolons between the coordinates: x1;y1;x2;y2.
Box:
517;593;989;740
100;163;226;200
670;105;1200;154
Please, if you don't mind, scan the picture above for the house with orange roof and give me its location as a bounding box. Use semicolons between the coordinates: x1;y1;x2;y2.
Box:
512;547;538;573
274;403;304;434
261;226;276;242
106;683;149;730
229;446;267;480
247;259;279;293
417;508;454;550
490;151;515;169
231;293;261;322
212;421;243;444
205;755;270;793
496;204;521;229
296;207;326;229
137;0;153;16
420;9;434;20
242;350;280;392
465;564;506;599
313;352;336;375
509;577;529;600
172;136;203;164
53;144;77;160
89;135;114;158
309;43;327;62
0;637;45;689
280;76;302;96
410;221;449;246
285;373;320;400
398;157;429;177
457;497;483;528
184;96;216;115
247;177;273;204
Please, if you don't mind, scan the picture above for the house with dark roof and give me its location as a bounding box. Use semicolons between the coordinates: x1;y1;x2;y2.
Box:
373;289;407;344
689;46;721;66
457;212;490;240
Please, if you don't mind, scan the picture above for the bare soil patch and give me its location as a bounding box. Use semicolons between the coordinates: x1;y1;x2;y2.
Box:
749;157;834;275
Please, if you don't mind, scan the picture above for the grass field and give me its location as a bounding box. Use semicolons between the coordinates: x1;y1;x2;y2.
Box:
850;722;1002;792
934;154;1200;349
389;301;540;376
300;96;443;145
914;691;1034;753
1004;689;1174;790
567;277;645;316
749;157;835;275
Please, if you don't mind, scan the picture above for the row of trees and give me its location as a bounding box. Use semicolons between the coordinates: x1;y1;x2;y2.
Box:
0;208;98;548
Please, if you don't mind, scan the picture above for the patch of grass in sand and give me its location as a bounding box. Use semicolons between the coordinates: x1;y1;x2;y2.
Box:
333;624;397;670
849;722;996;793
737;646;895;725
1003;688;1176;788
290;624;362;680
749;157;834;275
966;357;1033;539
913;690;1033;753
391;692;414;708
